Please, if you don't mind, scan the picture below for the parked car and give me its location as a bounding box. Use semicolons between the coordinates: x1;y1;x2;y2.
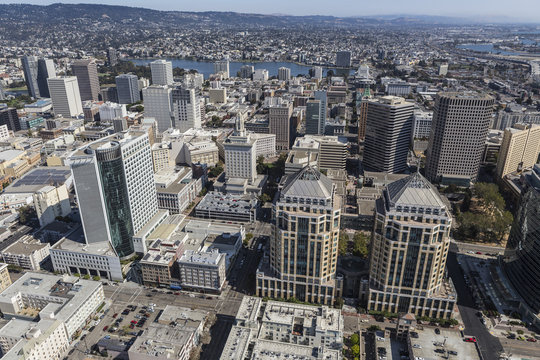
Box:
464;337;476;343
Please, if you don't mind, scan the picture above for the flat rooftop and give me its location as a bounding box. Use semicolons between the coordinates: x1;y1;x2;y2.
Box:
52;227;116;257
263;301;342;333
251;339;341;360
4;167;71;194
196;192;257;215
220;325;253;360
410;327;480;360
3;235;49;256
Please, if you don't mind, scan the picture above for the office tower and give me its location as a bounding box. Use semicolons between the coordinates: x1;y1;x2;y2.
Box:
363;96;414;173
113;118;128;133
305;100;321;135
0;107;20;132
368;173;456;318
72;59;100;101
100;86;118;103
269;101;293;151
21;56;40;98
425;92;494;184
37;58;56;98
438;63;449;76
357;64;370;80
69;133;158;258
171;86;201;132
314;90;327;131
214;60;229;78
47;76;83;118
412;110;433;140
115;74;140;104
150;60;173;86
357;87;371;142
107;47;118;66
503;164;540;322
278;67;291;81
224;117;257;184
99;102;127;121
336;51;352;67
253;69;269;81
183;73;204;89
310;66;323;80
256;166;341;305
496;124;540;179
239;65;254;79
142;85;173;133
0;82;5;100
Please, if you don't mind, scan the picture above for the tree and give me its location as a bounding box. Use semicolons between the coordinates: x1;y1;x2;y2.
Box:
256;155;266;174
352;232;369;258
335;297;344;309
367;325;381;332
259;193;271;203
351;345;360;357
350;333;360;346
338;233;349;255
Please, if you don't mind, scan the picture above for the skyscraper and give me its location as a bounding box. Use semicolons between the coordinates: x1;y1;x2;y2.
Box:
367;173;456;318
142;85;173;133
171;86;201;132
115;74;140;104
503;164;540;326
224;117;257;184
278;67;291;81
37;58;56;98
69;132;158;259
214;59;230;78
496;124;540;179
425;92;494;184
21;56;40;98
107;47;118;66
363;96;414;173
256;166;341;305
0;107;20;132
305;100;322;135
314;90;327;132
239;65;254;79
357;87;371;142
268;101;293;151
311;66;323;80
72;59;100;101
47;76;83;118
150;60;173;86
336;51;352;67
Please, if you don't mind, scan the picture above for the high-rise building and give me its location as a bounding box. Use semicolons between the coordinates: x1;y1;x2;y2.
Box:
503;164;540;327
224;117;257;184
412;110;433;140
69;132;158;259
363;96;414;173
357;87;371;142
336;51;352;67
47;76;83;118
183;73;204;89
305;100;322;135
171;86;201;132
21;56;40;98
72;59;100;101
368;172;456;318
36;58;56;98
268;101;293;151
314;90;327;131
115;74;140;104
150;60;173;86
239;65;254;79
33;184;71;227
310;66;323;80
256;166;341;305
496;124;540;179
0;107;21;132
214;60;230;79
0;82;5;100
425;92;494;184
253;69;269;81
142;85;173;133
278;67;291;81
99;102;126;121
107;47;118;66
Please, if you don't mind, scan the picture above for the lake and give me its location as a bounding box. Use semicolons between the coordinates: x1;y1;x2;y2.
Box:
128;58;354;79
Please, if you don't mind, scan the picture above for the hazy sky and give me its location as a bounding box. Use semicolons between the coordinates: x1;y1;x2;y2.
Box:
2;0;540;21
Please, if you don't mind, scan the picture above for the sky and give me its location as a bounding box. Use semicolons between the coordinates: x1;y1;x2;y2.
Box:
1;0;540;22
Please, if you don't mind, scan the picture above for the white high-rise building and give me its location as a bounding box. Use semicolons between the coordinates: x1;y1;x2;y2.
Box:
142;85;173;132
69;132;158;259
172;87;201;132
311;66;323;80
99;102;127;121
224;117;257;184
314;90;327;131
47;76;83;117
253;69;269;81
33;184;71;227
150;60;173;86
278;67;291;81
183;73;204;89
214;60;230;78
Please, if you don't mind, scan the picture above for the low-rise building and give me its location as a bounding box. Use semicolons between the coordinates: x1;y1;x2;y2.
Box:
155;167;204;214
195;192;257;223
220;297;343;359
140;238;184;287
0;262;11;292
0;235;50;270
33;184;71;227
178;249;226;293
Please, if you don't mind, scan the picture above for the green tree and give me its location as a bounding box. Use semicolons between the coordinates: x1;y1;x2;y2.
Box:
352;232;369;258
351;345;360;357
350;333;360;346
367;325;381;332
259;193;271;203
338;233;348;256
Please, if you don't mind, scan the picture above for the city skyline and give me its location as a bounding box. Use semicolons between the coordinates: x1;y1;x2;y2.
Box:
1;0;540;22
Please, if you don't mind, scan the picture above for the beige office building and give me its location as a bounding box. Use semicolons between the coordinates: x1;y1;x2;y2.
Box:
256;166;342;305
368;173;456;319
269;102;293;151
496;124;540;179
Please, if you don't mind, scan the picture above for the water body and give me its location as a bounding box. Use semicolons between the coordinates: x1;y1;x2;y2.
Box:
128;58;354;79
457;44;520;56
